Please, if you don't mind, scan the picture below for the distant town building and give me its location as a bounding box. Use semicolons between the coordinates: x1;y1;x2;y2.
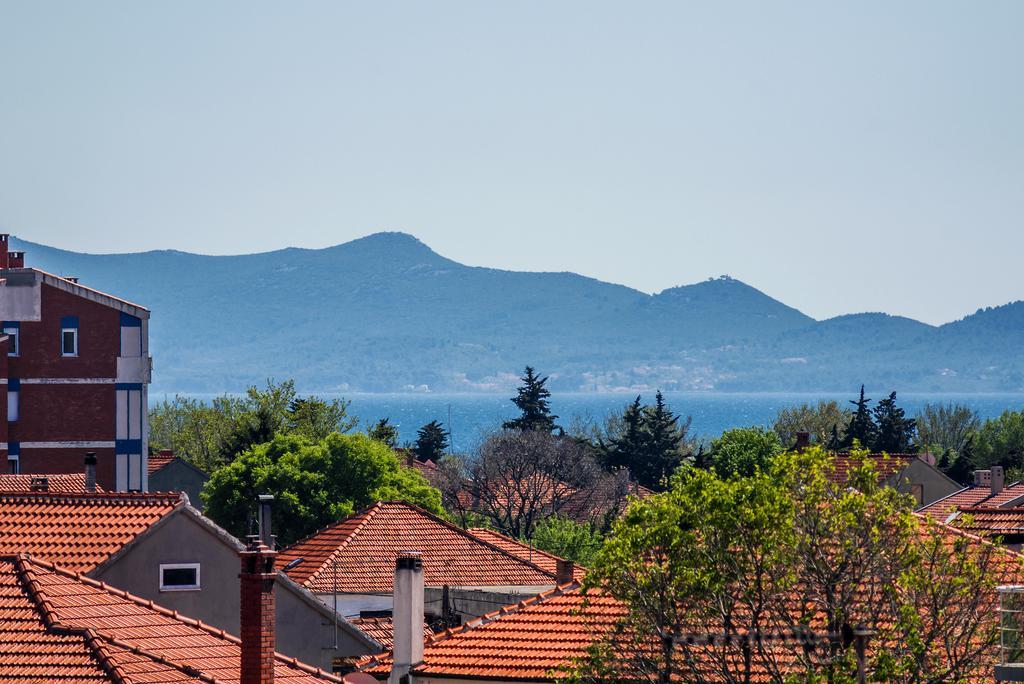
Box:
0;234;151;490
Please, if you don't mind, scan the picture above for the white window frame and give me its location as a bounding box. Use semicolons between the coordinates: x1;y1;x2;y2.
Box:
7;390;17;422
7;455;19;475
4;328;18;356
61;327;78;357
159;563;201;592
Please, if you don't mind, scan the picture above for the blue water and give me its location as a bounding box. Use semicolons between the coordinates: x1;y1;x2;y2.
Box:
336;392;1024;452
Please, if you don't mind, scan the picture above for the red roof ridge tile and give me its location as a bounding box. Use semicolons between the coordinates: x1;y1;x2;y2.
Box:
915;512;1024;558
81;628;131;684
0;490;184;505
12;552;344;681
357;579;583;673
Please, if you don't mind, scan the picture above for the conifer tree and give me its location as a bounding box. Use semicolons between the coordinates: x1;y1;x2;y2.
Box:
946;434;980;486
872;391;917;453
600;396;645;473
368;417;399;448
503;366;559;432
641;391;686;485
414;420;449;462
843;385;877;449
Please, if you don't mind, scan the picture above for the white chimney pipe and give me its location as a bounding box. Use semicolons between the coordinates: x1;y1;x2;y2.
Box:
390;551;424;684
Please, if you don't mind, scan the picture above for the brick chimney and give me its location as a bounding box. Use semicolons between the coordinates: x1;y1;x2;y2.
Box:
555;558;575;585
240;537;277;684
973;469;991;488
84;452;97;493
992;465;1005;496
795;431;811;452
0;235;8;269
390;551;424;684
8;252;25;268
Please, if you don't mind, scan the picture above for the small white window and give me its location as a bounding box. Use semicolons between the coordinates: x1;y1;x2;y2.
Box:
7;390;17;422
4;328;18;356
61;328;78;356
159;563;201;591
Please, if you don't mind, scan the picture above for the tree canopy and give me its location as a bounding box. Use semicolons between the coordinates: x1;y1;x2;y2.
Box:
503;366;559;432
773;400;850;448
202;432;442;546
573;446;1010;684
414;420;450;462
706;426;782;477
598;392;692;490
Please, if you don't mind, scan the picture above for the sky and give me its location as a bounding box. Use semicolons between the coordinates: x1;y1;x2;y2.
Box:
1;2;1022;325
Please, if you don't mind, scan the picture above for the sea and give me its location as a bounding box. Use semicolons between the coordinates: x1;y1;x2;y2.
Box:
329;392;1024;452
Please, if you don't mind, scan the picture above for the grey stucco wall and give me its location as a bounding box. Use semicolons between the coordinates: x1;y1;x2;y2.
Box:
91;512;373;670
149;461;208;510
893;460;961;506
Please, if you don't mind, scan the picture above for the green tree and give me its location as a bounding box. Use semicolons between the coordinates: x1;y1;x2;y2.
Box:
944;434;980;486
202;432;442;546
529;516;603;567
414;420;450;462
367;417;400;448
706;426;782;477
773;400;850;448
843;385;877;449
503;366;559;432
598;393;690;490
974;409;1024;471
872;391;917;453
915;403;980;458
150;379;356;472
572;447;1009;684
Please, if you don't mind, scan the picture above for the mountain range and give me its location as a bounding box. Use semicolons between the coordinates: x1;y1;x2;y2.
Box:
9;233;1024;394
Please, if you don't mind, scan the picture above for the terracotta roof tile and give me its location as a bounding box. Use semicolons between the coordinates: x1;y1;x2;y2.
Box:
917;482;1024;522
147;452;177;475
0;474;106;494
0;554;339;682
828;452;918;484
360;517;1022;683
349;616;433;651
950;507;1024;536
0;492;182;573
278;501;557;593
467;528;587;580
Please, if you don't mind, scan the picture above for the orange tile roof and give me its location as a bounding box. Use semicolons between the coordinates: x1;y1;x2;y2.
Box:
360;517;1022;683
349;616;434;651
147;452;176;475
0;491;182;573
0;554;339;682
278;501;557;593
951;507;1024;536
917;482;1024;521
829;452;918;484
467;528;587;580
0;473;106;493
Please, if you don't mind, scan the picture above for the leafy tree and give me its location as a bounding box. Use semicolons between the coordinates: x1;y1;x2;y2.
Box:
944;434;980;486
414;420;450;462
773;400;850;448
706;426;782;477
503;366;559;432
843;385;877;449
974;409;1024;471
872;391;918;453
367;417;400;448
202;432;442;546
528;516;603;567
149;379;356;472
573;447;1010;684
915;402;980;458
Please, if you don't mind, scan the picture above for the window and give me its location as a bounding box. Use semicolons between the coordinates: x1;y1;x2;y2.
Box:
7;389;17;422
61;329;78;356
116;452;143;492
7;443;19;475
3;326;18;356
60;316;78;357
159;563;201;591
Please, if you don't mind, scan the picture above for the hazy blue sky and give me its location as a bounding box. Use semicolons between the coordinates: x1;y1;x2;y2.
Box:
1;2;1021;325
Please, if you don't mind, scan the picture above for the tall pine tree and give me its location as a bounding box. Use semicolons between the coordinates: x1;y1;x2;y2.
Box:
503;366;559;432
946;433;980;486
414;420;449;462
843;385;877;449
600;396;645;473
642;391;686;486
873;391;917;453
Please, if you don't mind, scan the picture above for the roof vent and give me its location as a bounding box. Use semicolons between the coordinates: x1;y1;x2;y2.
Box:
29;477;49;492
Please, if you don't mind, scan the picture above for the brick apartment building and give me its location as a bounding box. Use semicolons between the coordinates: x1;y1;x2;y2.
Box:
0;234;151;490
